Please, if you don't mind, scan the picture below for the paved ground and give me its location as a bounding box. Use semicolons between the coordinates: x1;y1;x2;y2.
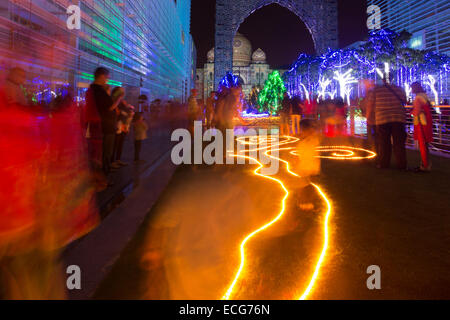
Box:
63;117;186;299
93;137;450;300
95;117;185;218
311;147;450;299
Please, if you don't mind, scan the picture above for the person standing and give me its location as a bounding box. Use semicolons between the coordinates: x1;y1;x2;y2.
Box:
290;96;303;135
411;82;433;172
86;67;124;177
111;87;134;167
368;77;407;170
214;88;229;134
360;80;377;154
280;92;291;135
133;112;148;163
334;97;347;136
187;89;201;134
3;67;28;107
222;86;241;131
205;91;216;129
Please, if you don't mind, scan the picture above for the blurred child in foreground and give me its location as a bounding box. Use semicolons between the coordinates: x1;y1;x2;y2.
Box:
294;119;321;179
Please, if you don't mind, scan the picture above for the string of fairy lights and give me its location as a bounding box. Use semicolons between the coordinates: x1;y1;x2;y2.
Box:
221;135;376;300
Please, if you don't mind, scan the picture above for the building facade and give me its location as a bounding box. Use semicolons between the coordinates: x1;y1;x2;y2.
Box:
0;0;195;105
196;33;273;102
367;0;450;56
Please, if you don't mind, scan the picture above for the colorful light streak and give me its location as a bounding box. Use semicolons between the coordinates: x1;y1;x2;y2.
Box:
221;152;289;300
221;137;377;300
298;182;332;300
292;146;377;160
221;136;320;300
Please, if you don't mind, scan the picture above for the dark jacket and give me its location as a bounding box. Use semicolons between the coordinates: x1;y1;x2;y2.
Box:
87;84;116;134
280;97;291;115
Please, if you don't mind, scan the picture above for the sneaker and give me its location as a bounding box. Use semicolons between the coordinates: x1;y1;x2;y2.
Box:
413;166;431;173
111;162;121;169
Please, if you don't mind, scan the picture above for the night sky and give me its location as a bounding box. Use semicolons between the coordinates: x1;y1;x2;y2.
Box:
191;0;368;68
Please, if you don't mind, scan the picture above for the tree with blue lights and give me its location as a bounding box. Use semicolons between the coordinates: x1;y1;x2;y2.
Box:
283;29;449;104
218;72;240;94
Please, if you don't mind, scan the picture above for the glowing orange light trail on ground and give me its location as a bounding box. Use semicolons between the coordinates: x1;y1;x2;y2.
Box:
222;153;289;300
261;139;333;300
298;182;332;300
221;135;375;300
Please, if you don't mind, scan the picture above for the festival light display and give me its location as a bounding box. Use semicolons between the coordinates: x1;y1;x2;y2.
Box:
425;75;439;106
284;29;450;105
404;82;412;102
258;71;287;115
299;83;310;102
333;69;358;105
221;135;377;300
317;77;332;102
218;72;240;93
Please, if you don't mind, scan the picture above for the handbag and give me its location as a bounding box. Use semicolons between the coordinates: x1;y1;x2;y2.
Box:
85;122;91;139
383;83;407;106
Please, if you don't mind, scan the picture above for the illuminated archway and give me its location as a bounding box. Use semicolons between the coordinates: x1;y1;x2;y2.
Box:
214;0;338;89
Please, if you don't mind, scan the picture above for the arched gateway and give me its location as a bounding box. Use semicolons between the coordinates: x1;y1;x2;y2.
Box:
214;0;338;88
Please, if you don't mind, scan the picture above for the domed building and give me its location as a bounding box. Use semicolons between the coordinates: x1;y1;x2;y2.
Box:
196;33;275;101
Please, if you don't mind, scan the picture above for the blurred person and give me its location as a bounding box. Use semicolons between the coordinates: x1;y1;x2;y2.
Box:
133;112;148;163
303;97;317;117
317;98;330;132
205;91;216;129
368;76;407;170
103;84;111;96
166;100;177;130
290;96;303;136
85;77;105;190
334;97;347;136
323;99;337;137
294;119;321;179
219;86;242;162
111;87;135;167
0;77;43;298
410;82;433;172
223;86;242;131
138;94;149;113
150;99;162;123
3;67;28;107
86;67;124;179
214;88;229;134
0;88;98;299
279;92;291;136
187;89;201;134
360;79;377;154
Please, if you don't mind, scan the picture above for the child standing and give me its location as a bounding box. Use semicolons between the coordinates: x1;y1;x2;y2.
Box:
133;113;148;163
411;82;433;172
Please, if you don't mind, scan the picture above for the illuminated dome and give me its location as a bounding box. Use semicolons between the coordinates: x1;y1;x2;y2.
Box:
207;48;214;63
233;32;252;67
252;48;266;63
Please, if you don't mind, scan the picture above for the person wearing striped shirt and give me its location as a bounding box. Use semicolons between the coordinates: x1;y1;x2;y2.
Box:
367;78;407;170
